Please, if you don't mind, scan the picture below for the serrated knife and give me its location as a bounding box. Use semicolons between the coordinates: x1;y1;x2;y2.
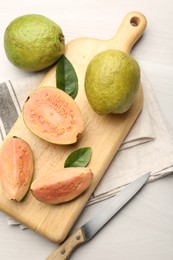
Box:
46;172;150;260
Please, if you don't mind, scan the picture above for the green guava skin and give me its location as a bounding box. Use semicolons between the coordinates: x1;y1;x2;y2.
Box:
85;50;140;115
4;14;65;71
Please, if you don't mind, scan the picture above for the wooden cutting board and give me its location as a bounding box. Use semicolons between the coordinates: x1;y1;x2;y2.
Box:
0;12;147;242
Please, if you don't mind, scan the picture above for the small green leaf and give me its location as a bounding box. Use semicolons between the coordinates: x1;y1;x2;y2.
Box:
64;147;92;168
56;55;78;99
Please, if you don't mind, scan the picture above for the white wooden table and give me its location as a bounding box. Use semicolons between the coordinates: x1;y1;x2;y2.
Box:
0;1;173;259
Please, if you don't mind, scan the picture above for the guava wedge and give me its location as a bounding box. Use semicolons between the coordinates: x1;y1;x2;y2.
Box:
23;87;84;144
31;167;93;204
0;136;34;201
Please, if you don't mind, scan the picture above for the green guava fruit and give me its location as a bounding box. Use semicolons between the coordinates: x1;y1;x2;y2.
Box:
4;14;65;71
84;50;140;115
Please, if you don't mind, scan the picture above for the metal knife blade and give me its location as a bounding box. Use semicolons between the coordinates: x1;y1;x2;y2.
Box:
46;172;150;260
83;172;150;241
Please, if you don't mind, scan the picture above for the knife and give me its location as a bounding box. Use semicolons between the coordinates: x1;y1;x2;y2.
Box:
46;172;150;260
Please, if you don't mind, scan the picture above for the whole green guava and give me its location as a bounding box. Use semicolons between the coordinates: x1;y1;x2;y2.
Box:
4;14;65;71
85;50;140;115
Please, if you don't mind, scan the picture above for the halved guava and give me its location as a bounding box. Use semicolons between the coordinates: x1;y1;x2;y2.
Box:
23;87;84;144
0;136;34;201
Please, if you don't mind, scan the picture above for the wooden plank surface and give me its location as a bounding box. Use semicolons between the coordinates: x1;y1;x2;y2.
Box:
0;12;146;242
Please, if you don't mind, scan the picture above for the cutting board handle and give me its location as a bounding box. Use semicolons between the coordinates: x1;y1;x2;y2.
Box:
111;11;147;53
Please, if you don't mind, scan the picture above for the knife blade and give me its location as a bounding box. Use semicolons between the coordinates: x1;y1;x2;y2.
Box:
46;172;150;260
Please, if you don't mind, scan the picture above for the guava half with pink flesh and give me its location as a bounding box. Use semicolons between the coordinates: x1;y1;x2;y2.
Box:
23;87;84;144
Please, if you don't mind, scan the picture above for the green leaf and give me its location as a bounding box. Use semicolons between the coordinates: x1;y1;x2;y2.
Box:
64;147;92;168
56;55;78;99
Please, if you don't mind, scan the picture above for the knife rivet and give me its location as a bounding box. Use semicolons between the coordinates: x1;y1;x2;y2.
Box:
60;249;65;254
76;235;81;240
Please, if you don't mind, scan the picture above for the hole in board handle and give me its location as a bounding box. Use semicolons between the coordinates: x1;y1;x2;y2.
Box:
130;16;140;27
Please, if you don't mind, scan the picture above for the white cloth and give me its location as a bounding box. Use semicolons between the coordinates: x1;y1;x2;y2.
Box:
89;72;173;204
0;70;173;225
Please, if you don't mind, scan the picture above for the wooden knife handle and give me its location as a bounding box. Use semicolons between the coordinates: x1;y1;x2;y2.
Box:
111;11;147;53
46;228;86;260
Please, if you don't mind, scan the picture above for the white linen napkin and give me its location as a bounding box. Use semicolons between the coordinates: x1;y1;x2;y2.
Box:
0;70;173;226
89;72;173;204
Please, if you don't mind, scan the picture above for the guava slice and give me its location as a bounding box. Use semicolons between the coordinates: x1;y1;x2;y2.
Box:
23;87;84;144
31;167;93;204
0;136;34;201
